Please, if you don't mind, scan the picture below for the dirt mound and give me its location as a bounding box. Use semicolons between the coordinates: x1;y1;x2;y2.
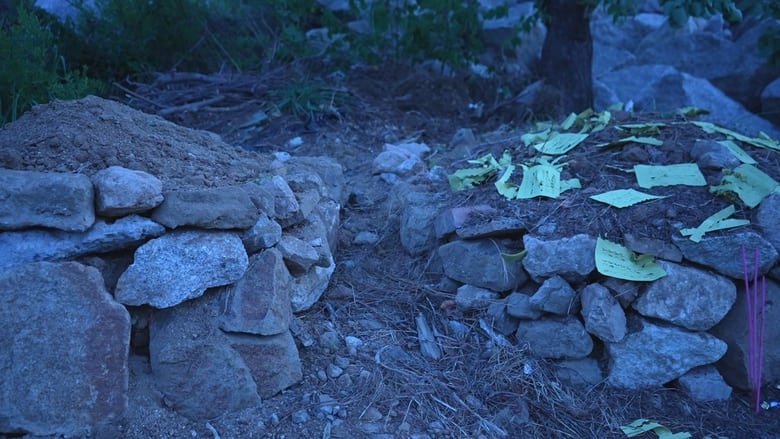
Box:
0;96;271;188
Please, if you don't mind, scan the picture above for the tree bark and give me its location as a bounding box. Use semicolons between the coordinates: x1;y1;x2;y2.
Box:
537;0;594;115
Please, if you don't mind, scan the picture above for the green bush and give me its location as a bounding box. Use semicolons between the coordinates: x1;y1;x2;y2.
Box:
346;0;510;70
0;3;103;125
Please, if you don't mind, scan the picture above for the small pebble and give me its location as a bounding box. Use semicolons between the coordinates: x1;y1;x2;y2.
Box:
336;373;353;388
334;355;351;368
354;231;379;245
292;409;309;424
327;363;344;378
319;331;341;352
317;369;328;381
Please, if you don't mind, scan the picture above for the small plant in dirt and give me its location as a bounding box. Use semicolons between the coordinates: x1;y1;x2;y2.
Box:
270;77;350;122
0;2;103;125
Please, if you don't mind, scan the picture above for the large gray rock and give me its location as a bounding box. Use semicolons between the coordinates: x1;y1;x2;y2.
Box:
581;283;626;342
506;292;542;320
677;366;732;402
529;275;578;315
286;211;337;312
149;292;261;420
115;230;248;308
255;175;301;228
92;166;164;217
515;317;593;359
711;278;780;390
400;189;442;256
522;234;596;282
227;330;303;399
634;261;736;331
220;249;292;336
0;262;130;437
284;155;347;205
628;17;780;111
438;239;526;292
151;186;259;230
607;319;727;389
455;284;500;311
761;77;780;126
277;235;320;274
595;65;780;138
283;171;324;221
0;215;165;270
757;192;780;254
672;231;778;279
241;212;282;253
0;168;94;231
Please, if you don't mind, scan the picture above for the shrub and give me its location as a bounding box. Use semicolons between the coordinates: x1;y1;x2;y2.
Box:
0;3;103;125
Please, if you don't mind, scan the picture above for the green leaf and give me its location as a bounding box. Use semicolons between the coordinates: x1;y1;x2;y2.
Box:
501;249;527;263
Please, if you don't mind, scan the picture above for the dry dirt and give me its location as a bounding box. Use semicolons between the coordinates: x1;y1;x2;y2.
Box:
2;63;780;438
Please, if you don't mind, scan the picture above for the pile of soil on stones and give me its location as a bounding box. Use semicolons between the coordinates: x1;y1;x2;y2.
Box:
3;63;780;438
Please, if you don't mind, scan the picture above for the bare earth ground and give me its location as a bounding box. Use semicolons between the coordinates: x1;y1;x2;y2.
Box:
4;62;780;438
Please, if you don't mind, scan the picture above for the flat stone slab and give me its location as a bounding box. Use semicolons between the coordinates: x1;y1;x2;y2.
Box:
115;230;248;308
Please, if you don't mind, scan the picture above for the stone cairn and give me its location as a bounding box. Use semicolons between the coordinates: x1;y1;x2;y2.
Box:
0;158;345;437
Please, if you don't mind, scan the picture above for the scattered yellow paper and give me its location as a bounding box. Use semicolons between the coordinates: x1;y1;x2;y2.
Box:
709;163;779;208
620;418;692;439
495;164;518;199
617;122;666;136
679;205;750;242
634;163;706;189
590;189;667;208
534;132;589;155
717;139;757;164
693;121;780;151
596;136;663;148
516;160;562;199
595;238;666;281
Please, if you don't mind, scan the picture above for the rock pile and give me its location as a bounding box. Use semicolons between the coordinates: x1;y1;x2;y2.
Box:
0;156;345;436
392;182;780;402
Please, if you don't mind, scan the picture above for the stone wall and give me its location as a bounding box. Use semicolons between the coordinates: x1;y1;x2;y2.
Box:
0;159;345;437
398;189;780;401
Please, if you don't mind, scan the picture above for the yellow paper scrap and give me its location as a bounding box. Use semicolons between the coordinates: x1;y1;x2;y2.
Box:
590;189;667;208
595;238;666;281
620;418;692;439
693;121;780;151
634;163;706;189
679;205;750;242
596;136;663;148
717;139;757;164
534;132;589;155
709;163;779;208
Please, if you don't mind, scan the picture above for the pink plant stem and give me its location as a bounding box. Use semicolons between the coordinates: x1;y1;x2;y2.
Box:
741;246;761;413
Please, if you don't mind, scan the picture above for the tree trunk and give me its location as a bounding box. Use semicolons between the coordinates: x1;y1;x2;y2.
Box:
537;0;594;115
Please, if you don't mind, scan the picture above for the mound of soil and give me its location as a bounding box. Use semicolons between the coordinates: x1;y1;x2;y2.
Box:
0;95;272;189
